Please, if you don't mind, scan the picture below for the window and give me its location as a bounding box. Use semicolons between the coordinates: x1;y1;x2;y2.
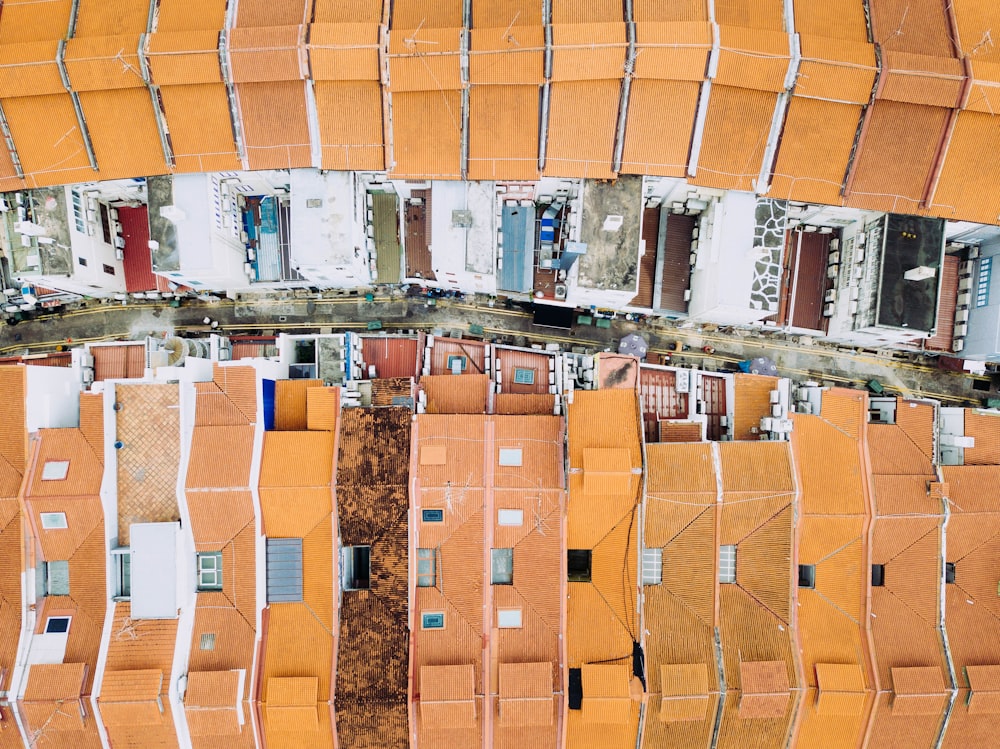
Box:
421;612;445;630
200;633;216;651
568;668;583;710
103;264;115;275
44;616;70;635
498;448;522;467
41;461;70;481
197;552;223;591
798;565;816;589
417;548;436;587
567;550;592;583
77;257;87;267
341;546;371;591
497;608;522;628
39;512;68;530
945;562;956;584
43;561;70;596
491;548;513;585
497;509;523;527
642;548;663;586
422;508;444;523
871;564;885;587
719;545;737;584
99;203;112;245
513;368;535;385
113;548;131;599
446;355;467;372
977;257;992;308
71;189;85;233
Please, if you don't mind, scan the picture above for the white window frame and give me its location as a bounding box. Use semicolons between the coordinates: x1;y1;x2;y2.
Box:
40;512;68;530
497;608;523;628
197;552;223;591
41;461;70;481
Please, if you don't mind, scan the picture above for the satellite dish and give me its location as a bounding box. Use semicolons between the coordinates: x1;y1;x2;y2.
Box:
163;337;185;366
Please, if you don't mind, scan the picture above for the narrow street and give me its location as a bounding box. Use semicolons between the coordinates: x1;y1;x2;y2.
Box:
0;292;990;405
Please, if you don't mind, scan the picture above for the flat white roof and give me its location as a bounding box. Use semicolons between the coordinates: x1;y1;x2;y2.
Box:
290;169;354;266
130;522;179;619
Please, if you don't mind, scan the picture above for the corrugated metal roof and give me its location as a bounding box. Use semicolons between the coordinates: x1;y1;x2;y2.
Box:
372;191;401;284
869;0;955;57
498;202;535;293
119;205;157;292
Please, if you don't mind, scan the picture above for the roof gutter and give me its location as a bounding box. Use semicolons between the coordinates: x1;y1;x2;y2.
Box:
611;0;636;175
538;0;553;172
922;55;973;211
687;7;719;178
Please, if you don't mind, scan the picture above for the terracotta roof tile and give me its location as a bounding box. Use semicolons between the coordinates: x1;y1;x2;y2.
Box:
237;80;312;169
544;79;620;179
230;25;305;83
692;84;777;191
421;374;490;414
388;89;463;179
468;84;542;181
160;83;242;172
23;662;87;701
146;31;224;85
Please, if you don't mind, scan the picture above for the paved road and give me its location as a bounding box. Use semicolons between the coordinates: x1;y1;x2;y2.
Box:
0;292;991;405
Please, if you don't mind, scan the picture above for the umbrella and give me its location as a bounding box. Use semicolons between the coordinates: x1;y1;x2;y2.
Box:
746;356;778;376
618;333;648;358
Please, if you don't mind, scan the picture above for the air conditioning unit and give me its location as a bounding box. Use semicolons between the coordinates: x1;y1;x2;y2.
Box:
823;303;835;317
955;322;968;337
824;289;837;303
828;251;840;266
849;300;859;315
554;284;568;300
855;248;865;263
958;276;972;292
956;308;969;323
969;245;980;259
827;264;839;279
115;248;124;260
856;232;866;246
114;236;125;249
957;292;972;308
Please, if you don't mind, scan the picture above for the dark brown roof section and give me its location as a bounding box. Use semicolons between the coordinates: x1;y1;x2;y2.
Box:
660;212;696;313
335;408;411;749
